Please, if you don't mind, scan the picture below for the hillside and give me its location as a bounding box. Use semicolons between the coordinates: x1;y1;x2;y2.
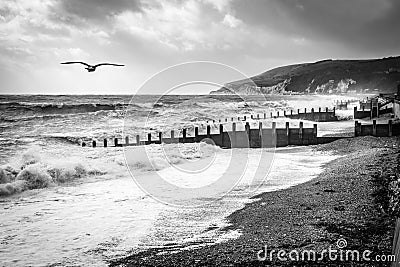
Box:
211;56;400;95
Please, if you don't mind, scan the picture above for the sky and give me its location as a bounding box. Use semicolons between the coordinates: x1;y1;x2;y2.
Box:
0;0;399;94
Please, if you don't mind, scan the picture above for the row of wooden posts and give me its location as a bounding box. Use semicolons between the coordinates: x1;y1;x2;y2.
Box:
355;119;397;137
85;120;319;148
206;107;336;124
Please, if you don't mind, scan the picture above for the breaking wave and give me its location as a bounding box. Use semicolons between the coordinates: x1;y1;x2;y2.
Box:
0;147;106;196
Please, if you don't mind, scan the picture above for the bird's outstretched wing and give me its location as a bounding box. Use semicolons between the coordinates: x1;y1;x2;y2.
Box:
94;63;125;67
61;62;91;67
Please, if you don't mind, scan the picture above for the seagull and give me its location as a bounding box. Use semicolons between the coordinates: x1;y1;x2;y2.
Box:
60;61;125;72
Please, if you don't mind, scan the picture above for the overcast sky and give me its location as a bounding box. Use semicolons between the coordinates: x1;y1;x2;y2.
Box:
0;0;399;94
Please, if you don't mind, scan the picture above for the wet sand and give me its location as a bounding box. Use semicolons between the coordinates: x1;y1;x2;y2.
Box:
110;136;400;266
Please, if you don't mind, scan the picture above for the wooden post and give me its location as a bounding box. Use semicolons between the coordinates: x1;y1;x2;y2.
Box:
277;111;280;117
225;118;228;122
272;121;276;147
92;140;96;148
182;129;187;142
354;106;357;119
114;138;119;147
147;133;152;144
264;113;266;119
104;139;108;147
158;132;162;143
244;115;247;121
195;127;199;142
232;122;237;148
213;120;215;124
304;108;307;114
284;110;286;117
219;124;224;146
251;115;253;119
207;125;211;138
125;136;129;146
136;135;140;146
245;122;251;146
270;112;273;118
257;114;260;120
355;121;359;137
259;122;263;147
171;130;175;139
219;119;221;123
231;117;234;121
299;121;303;144
319;107;321;113
326;107;328;113
389;120;393;137
311;108;314;120
238;116;240;121
291;110;293;115
333;107;336;115
286;122;290;146
313;124;317;144
297;109;300;114
372;120;377;136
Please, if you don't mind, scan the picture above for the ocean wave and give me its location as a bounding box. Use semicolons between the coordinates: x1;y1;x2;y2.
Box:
0;147;106;196
0;102;128;115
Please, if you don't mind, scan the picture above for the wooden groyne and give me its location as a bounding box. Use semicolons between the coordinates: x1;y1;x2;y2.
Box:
355;120;398;137
84;121;347;149
206;107;337;124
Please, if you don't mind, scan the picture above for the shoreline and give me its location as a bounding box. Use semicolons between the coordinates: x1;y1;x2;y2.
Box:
110;136;399;266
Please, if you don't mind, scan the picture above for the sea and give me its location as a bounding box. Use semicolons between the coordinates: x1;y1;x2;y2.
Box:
0;94;355;266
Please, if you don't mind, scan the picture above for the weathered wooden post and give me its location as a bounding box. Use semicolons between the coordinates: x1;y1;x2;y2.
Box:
326;107;328;113
231;117;234;121
313;124;317;144
264;113;266;119
245;122;251;147
272;121;277;147
171;130;175;140
290;110;293;116
232;122;237;148
219;119;221;123
389;120;393;137
104;139;108;147
125;136;129;146
244;115;247;121
355;121;359;137
92;140;96;148
147;133;152;144
372;120;377;136
304;108;307;114
182;128;187;143
195;127;199;142
354;106;357;119
251;115;254;119
136;135;140;146
207;125;211;138
219;124;224;147
158;132;162;143
238;116;240;121
284;110;287;117
114;138;119;147
259;122;263;147
333;107;336;116
257;114;260;120
319;107;321;113
270;112;273;118
285;122;290;146
277;111;280;117
213;120;215;123
299;121;303;144
311;108;315;120
225;118;228;122
297;108;300;114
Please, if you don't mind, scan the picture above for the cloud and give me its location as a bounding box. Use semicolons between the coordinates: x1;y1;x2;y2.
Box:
222;14;242;28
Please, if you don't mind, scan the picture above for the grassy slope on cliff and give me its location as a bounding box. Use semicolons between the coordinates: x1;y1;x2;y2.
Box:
216;56;400;94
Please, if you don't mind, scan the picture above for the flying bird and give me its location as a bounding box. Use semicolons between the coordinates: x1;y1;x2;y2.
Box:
60;61;125;72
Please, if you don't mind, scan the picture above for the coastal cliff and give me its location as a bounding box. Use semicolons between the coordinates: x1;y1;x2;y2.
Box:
211;56;400;95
